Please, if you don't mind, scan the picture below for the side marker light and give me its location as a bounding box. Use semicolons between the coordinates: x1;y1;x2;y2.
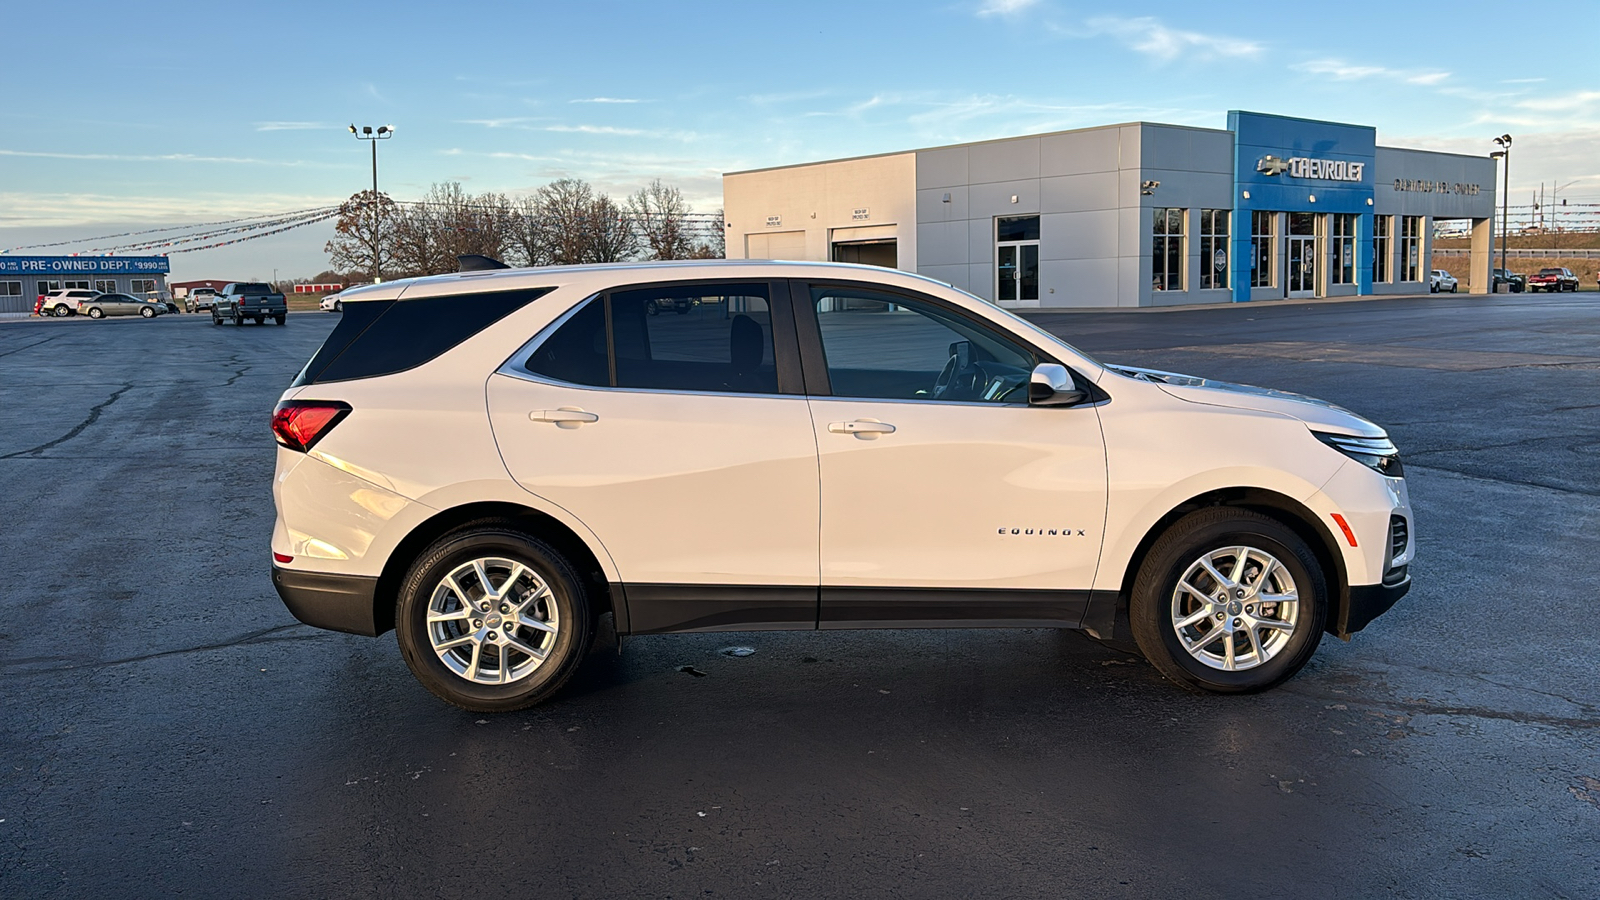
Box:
1330;514;1358;548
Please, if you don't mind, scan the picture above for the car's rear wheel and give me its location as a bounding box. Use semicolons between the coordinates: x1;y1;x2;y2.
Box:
233;313;243;326
53;306;70;318
1130;508;1327;693
274;314;285;325
87;307;103;319
396;526;593;712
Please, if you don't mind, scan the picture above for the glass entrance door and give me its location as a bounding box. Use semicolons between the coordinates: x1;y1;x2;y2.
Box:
995;215;1040;305
1287;238;1316;298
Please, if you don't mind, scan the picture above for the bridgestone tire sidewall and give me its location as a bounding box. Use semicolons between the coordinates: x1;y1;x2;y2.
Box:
396;529;592;712
1131;509;1327;693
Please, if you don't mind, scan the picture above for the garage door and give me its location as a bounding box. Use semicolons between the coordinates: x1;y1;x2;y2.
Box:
746;230;808;260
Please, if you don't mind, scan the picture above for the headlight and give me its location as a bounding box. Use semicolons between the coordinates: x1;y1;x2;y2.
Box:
1314;431;1403;478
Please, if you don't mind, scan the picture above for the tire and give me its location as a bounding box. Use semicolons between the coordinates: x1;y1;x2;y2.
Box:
334;299;342;312
274;314;286;325
233;313;243;326
212;314;221;325
254;316;264;325
1130;508;1327;694
1430;284;1438;293
87;307;104;319
646;300;659;316
53;306;70;318
396;524;594;712
1450;284;1458;293
140;307;155;318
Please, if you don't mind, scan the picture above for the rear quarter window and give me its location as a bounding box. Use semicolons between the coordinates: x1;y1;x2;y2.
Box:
293;287;553;386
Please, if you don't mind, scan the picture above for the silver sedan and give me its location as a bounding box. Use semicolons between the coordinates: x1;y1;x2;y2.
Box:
80;293;168;319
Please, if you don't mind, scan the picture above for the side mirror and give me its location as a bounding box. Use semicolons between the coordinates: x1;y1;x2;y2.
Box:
1029;363;1087;406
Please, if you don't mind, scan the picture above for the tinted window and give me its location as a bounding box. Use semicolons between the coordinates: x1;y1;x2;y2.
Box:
293;287;551;386
233;283;272;294
525;300;607;387
611;285;776;394
525;283;778;395
812;286;1036;403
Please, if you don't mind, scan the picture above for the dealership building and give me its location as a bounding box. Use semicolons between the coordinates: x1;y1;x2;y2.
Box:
724;111;1497;308
0;255;171;314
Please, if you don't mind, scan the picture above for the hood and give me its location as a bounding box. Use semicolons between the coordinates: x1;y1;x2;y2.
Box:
1105;364;1386;438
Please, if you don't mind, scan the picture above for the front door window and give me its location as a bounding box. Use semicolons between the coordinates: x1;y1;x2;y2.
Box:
995;216;1040;304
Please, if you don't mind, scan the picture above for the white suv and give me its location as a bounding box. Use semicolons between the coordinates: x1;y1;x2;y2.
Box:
271;261;1412;711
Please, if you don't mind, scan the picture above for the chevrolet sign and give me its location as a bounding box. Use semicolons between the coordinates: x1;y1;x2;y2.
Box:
1257;155;1366;182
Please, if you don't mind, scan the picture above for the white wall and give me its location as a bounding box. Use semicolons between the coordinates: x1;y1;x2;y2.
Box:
723;153;917;269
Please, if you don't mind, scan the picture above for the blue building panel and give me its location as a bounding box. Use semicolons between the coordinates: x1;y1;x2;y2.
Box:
1229;111;1377;302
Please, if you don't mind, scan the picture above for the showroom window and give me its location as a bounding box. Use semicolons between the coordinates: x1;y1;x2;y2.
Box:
1152;208;1185;291
0;281;20;297
1400;216;1422;282
1250;211;1276;288
37;280;63;295
1373;216;1392;283
131;279;157;295
811;285;1036;403
1329;214;1357;285
95;280;117;294
525;283;778;395
64;280;91;290
994;215;1040;304
1199;210;1229;290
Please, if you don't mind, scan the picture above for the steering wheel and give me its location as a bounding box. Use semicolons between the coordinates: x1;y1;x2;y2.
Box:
932;352;986;401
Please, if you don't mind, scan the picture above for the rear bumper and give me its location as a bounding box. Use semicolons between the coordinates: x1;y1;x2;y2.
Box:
272;565;381;636
1334;575;1410;639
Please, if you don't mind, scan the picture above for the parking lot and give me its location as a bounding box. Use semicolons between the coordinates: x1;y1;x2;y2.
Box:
2;295;1598;898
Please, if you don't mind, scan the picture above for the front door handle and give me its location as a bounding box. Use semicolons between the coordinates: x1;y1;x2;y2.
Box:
827;419;896;439
530;407;599;429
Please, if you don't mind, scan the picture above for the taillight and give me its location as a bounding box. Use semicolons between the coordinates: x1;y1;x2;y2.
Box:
271;400;351;452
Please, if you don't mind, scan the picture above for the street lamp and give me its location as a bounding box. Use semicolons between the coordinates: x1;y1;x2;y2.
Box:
1491;134;1512;290
349;123;395;282
1552;179;1580;233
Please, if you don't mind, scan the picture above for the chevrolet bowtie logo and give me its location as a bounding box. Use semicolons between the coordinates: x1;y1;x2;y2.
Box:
1257;155;1290;176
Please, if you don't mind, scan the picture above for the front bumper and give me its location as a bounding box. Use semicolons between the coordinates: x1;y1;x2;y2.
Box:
272;565;381;636
1334;575;1410;639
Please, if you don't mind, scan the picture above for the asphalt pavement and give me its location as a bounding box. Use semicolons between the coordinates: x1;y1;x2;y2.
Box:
1;294;1597;898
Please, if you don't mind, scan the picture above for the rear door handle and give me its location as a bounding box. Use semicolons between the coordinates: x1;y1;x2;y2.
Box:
827;419;896;439
530;408;599;428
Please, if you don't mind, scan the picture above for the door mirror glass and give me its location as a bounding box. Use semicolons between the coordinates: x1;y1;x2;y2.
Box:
1028;363;1086;406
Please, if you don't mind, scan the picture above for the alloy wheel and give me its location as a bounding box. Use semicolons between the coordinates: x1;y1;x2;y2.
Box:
1170;545;1300;671
426;557;560;685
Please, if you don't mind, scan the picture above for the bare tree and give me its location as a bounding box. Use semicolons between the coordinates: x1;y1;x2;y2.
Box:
325;191;398;283
687;208;726;259
626;179;693;260
505;194;551;268
586;194;638;263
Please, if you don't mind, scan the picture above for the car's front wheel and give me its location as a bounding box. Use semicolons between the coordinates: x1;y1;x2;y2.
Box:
396;525;593;712
140;307;155;318
1130;508;1327;693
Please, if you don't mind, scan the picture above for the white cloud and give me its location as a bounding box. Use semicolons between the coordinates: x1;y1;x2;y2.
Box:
1295;58;1449;85
457;117;545;128
1517;90;1600;113
1079;16;1261;61
976;0;1039;16
0;149;328;166
253;122;335;132
570;97;641;104
545;124;646;136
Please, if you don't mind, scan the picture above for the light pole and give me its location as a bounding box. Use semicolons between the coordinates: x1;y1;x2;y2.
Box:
1491;134;1512;289
1552;179;1580;233
349;123;395;282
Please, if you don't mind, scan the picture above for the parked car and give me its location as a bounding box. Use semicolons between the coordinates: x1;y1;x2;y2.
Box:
36;288;100;317
80;292;167;319
1492;268;1525;293
1527;267;1579;293
271;260;1413;712
319;293;344;312
213;282;287;326
187;287;220;313
1429;270;1458;293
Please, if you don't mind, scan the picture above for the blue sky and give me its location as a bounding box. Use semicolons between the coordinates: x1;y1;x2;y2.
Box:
2;0;1596;280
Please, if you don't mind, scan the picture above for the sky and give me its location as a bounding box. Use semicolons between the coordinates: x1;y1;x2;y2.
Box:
2;0;1596;281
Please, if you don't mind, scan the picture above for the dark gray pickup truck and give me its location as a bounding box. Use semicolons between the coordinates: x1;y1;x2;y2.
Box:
213;282;287;326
